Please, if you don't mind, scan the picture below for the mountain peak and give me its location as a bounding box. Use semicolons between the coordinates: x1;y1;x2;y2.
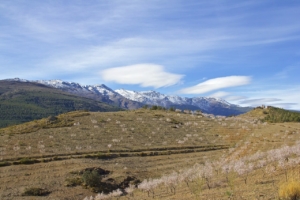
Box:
96;84;114;90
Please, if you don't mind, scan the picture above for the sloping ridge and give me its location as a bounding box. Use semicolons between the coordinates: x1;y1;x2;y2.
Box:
0;80;121;128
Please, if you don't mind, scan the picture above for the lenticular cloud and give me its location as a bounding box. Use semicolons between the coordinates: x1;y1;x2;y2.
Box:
179;76;251;94
101;64;183;88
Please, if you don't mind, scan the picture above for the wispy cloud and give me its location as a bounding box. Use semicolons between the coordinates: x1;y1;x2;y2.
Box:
179;76;251;94
225;95;248;101
239;98;282;104
100;64;183;88
231;87;300;109
270;103;298;108
43;35;231;71
2;1;300;73
273;65;300;80
210;91;230;98
210;91;248;102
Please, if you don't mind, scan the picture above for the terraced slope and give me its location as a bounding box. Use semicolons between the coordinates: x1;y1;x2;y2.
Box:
1;109;300;199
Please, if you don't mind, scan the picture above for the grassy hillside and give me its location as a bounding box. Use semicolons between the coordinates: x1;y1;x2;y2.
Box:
1;108;300;199
0;80;121;128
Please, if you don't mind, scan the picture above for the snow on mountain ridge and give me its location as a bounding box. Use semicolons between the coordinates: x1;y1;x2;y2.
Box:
115;89;232;111
35;79;118;96
5;78;236;113
5;78;30;82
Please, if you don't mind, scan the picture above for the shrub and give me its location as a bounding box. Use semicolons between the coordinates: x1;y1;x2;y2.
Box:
279;180;300;200
12;158;39;165
22;187;50;196
169;118;183;125
0;161;11;167
82;170;102;187
19;158;38;164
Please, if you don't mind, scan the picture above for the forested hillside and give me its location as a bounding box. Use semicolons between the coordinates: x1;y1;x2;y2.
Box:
0;80;121;128
244;106;300;123
263;106;300;122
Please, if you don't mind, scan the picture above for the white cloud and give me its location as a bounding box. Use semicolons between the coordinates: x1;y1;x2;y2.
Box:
237;98;299;109
232;87;300;110
179;76;251;94
100;64;183;88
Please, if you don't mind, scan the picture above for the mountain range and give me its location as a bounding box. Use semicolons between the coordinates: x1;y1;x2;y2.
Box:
115;89;251;116
4;78;252;116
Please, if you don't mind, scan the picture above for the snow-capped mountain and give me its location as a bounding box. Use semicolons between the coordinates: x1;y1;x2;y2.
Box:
5;78;143;109
37;80;145;109
36;79;117;97
116;89;230;107
116;89;251;116
5;78;251;115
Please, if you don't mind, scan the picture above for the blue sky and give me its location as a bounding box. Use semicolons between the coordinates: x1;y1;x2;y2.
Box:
1;0;300;109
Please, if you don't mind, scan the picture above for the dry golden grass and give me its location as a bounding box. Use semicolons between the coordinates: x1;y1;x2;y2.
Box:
0;109;300;199
0;110;231;162
239;106;268;119
279;180;300;200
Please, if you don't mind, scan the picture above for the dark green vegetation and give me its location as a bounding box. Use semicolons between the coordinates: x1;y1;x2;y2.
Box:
82;170;103;187
242;106;300;123
22;187;51;196
263;106;300;123
66;167;139;194
0;80;121;128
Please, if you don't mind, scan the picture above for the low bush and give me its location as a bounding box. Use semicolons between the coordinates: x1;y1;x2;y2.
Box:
82;170;102;187
12;158;39;165
22;187;50;196
0;161;11;167
19;158;39;164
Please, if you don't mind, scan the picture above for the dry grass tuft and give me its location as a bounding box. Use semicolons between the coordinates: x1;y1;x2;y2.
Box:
279;180;300;200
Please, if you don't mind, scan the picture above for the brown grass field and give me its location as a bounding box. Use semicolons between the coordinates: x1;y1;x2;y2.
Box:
0;109;300;199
